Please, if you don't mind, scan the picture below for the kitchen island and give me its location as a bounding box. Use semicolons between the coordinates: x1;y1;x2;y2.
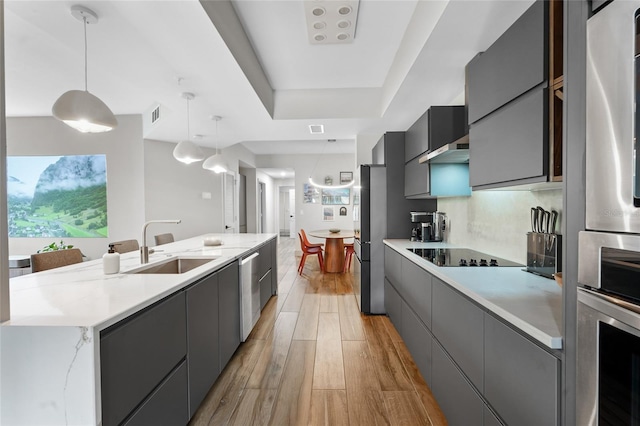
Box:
0;233;277;426
384;239;562;426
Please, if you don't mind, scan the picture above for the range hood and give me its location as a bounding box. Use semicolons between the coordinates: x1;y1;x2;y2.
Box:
418;134;469;164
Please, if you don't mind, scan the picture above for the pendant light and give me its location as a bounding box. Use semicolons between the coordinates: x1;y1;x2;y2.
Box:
51;5;118;133
202;116;229;174
173;92;205;164
308;139;355;189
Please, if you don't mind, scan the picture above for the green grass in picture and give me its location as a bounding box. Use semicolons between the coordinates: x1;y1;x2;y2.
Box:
61;223;95;238
96;227;108;237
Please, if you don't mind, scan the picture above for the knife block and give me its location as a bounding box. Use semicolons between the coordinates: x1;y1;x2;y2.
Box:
526;232;562;279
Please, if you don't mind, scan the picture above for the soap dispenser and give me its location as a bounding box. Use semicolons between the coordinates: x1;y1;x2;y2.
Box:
103;244;120;274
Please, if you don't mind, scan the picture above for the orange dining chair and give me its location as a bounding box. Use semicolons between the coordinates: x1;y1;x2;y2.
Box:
298;232;324;275
344;242;355;273
300;229;323;249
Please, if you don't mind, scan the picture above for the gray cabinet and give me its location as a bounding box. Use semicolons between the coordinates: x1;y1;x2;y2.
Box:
270;238;278;295
218;261;240;369
384;246;402;288
484;407;504;426
259;269;272;310
469;86;548;188
100;292;187;426
484;314;559;426
432;277;484;390
432;342;484;426
405;110;429;162
404;157;430;199
384;278;402;332
186;272;219;417
124;361;189;426
401;300;432;384
401;258;432;328
467;0;547;124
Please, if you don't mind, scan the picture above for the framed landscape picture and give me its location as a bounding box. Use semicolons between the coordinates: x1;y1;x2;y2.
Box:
322;206;335;221
340;171;353;184
303;183;321;203
322;188;350;205
7;155;108;238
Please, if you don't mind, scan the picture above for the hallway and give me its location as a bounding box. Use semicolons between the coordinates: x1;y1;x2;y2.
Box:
190;237;446;425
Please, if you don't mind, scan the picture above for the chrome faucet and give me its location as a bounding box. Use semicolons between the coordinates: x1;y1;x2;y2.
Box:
140;219;181;264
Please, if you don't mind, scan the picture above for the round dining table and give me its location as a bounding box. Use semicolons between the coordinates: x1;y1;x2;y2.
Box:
308;229;356;273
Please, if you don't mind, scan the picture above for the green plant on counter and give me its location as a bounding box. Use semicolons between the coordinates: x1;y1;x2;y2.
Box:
37;240;74;253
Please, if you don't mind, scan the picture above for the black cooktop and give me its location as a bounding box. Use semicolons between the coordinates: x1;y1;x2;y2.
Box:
407;248;523;267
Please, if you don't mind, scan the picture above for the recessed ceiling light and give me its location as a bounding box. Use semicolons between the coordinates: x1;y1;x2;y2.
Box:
304;0;359;45
309;124;324;134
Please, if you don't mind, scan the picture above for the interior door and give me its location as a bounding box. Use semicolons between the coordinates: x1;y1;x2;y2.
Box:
288;188;295;238
223;173;237;234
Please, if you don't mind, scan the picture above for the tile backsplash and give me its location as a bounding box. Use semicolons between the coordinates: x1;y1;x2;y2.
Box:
437;189;563;264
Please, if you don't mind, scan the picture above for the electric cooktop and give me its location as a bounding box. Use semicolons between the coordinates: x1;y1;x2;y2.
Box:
407;248;523;267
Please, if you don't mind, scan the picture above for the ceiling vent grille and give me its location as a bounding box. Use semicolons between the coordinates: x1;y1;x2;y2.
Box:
143;102;170;138
151;105;161;124
309;124;324;134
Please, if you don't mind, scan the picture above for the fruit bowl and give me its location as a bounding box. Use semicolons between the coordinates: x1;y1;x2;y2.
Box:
329;228;340;233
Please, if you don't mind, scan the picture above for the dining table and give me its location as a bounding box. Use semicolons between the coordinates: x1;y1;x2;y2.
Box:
308;229;356;273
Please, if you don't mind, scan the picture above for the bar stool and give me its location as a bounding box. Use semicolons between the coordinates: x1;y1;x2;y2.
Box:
344;242;355;272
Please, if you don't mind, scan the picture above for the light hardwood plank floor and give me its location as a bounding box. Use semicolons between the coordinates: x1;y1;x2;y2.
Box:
190;237;446;426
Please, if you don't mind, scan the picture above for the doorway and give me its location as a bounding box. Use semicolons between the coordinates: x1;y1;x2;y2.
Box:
279;186;295;238
258;181;266;233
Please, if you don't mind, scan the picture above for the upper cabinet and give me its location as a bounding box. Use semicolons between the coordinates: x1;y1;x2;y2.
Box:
405;106;467;162
467;0;547;125
404;106;468;198
467;0;562;189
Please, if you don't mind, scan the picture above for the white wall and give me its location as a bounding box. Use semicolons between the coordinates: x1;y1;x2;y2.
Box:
7;116;145;260
256;170;276;233
438;188;563;264
143;139;224;246
356;133;382;169
258;153;356;246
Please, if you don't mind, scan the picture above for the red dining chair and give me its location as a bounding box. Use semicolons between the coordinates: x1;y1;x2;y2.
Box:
300;229;323;249
298;232;324;275
344;242;355;273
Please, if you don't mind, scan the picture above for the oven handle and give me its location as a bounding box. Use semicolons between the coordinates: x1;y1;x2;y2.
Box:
580;287;640;316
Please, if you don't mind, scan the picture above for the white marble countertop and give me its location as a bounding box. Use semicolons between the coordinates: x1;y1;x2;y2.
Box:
3;233;276;330
384;239;563;349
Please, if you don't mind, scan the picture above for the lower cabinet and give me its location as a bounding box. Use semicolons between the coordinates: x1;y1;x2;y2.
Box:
219;262;241;369
484;313;559;426
124;361;189;426
100;292;187;426
401;300;432;384
259;269;272;310
186;272;220;417
432;278;484;391
384;278;402;332
432;342;484;426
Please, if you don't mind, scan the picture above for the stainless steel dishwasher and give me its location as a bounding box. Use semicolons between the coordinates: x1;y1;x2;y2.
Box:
239;252;260;341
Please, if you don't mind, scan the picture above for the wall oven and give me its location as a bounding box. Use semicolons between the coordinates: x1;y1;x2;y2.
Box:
578;1;640;424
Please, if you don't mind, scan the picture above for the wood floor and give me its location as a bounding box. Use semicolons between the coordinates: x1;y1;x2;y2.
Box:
190;237;447;426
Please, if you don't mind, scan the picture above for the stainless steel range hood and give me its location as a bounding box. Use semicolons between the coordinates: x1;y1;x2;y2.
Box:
418;134;469;164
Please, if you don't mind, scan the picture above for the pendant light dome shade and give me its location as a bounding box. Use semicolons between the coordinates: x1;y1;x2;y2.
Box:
52;5;117;133
202;115;228;173
52;90;118;133
202;153;229;174
173;140;205;164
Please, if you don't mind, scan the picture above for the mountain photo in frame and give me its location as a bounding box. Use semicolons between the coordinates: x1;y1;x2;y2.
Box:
7;155;108;238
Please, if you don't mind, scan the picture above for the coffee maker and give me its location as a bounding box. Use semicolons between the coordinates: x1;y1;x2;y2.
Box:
410;211;446;242
410;211;428;241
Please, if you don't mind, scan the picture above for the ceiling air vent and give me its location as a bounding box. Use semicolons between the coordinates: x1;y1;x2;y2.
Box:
309;124;324;134
143;102;170;138
151;105;160;124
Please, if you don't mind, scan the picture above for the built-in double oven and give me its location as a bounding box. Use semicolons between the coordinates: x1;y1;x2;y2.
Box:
578;1;640;423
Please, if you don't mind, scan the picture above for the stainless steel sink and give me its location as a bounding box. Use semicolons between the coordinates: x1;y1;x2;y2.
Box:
126;257;217;274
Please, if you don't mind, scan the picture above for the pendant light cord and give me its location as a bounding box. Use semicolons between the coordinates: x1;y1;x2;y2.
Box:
186;98;191;140
83;16;88;92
